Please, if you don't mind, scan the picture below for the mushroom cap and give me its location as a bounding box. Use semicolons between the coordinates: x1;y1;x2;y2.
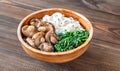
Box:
38;42;54;52
32;32;45;47
30;19;45;28
26;37;36;48
50;35;58;44
44;22;59;44
22;25;36;37
38;26;47;32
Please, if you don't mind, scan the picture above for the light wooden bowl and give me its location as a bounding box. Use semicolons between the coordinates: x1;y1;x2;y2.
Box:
17;8;93;63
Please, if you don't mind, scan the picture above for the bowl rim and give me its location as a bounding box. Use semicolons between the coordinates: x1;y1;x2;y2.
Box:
17;8;93;55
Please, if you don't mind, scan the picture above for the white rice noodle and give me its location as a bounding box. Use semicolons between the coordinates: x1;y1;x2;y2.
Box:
42;12;84;34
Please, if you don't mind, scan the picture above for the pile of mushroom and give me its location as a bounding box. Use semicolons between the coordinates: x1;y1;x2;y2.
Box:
22;19;59;52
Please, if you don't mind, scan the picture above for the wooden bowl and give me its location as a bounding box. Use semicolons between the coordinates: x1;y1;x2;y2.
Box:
17;8;93;63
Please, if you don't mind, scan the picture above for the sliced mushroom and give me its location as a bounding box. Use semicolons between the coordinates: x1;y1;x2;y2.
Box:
26;37;36;48
40;37;45;43
45;22;59;44
30;19;44;28
38;26;47;32
32;32;45;47
38;42;54;52
50;35;58;44
22;25;36;37
22;19;60;52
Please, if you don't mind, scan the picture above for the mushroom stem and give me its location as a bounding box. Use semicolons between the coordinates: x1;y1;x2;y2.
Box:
45;22;59;44
32;32;45;47
22;25;36;37
26;37;36;48
38;42;54;52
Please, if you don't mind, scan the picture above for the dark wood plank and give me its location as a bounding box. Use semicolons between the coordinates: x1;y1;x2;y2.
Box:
0;0;120;71
81;0;120;15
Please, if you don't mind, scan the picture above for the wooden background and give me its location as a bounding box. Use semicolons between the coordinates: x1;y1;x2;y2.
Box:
0;0;120;71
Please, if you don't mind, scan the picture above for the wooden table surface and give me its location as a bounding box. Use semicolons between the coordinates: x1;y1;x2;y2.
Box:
0;0;120;71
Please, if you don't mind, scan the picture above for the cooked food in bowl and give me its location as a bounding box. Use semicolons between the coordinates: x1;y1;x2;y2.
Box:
21;12;89;52
42;12;84;34
22;19;59;52
17;8;93;63
55;30;89;52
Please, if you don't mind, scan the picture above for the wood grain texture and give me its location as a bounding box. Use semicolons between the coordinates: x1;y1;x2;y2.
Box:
0;0;120;71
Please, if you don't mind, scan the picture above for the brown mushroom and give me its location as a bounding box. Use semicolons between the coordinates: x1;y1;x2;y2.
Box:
30;19;44;28
45;31;58;44
40;37;45;43
38;42;54;52
26;37;36;48
38;26;47;32
32;32;45;47
22;19;60;52
22;25;36;37
45;22;59;44
50;35;58;44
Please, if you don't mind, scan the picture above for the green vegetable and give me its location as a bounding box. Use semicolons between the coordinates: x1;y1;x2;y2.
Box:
54;30;89;52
